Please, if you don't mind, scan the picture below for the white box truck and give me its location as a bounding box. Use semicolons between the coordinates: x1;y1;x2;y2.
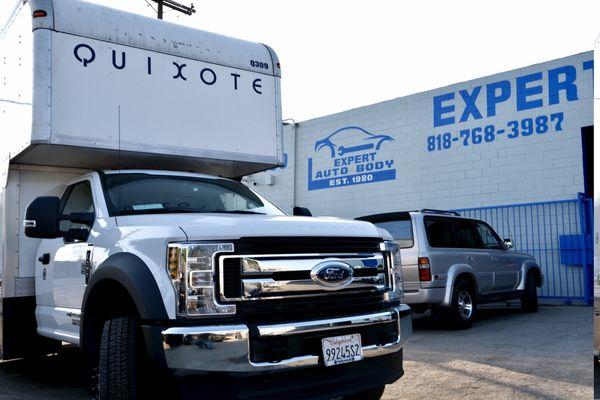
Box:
0;1;412;399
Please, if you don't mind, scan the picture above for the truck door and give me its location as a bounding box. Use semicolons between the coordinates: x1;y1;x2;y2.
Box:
37;180;95;342
475;221;519;291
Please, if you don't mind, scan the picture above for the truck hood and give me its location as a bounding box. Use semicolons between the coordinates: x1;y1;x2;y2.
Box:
115;214;387;240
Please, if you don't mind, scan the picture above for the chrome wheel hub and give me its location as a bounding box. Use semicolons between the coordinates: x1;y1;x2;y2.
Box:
457;290;473;320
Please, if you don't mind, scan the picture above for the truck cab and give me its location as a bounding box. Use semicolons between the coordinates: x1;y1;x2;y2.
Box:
22;169;411;398
0;1;411;398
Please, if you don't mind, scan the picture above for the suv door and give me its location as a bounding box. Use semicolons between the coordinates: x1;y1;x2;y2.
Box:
476;221;519;291
423;217;493;294
452;219;494;294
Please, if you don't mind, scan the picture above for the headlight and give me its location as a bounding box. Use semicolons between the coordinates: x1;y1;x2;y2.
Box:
167;242;236;317
383;240;404;302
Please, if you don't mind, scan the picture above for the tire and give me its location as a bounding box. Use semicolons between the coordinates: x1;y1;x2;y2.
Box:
521;272;539;313
344;385;386;400
447;280;476;329
98;317;140;400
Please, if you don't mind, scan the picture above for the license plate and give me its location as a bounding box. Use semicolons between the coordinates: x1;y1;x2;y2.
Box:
321;333;363;367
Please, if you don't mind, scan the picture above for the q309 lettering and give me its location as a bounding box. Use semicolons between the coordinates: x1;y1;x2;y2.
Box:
250;60;269;69
426;112;564;152
73;42;264;94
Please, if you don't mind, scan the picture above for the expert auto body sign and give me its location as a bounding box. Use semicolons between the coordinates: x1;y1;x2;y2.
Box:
308;126;396;190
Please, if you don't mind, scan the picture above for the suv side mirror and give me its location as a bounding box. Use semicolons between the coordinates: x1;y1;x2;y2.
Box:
503;238;514;249
24;196;62;239
293;206;312;217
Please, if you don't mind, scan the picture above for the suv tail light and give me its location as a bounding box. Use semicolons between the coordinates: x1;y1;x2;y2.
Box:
418;257;432;281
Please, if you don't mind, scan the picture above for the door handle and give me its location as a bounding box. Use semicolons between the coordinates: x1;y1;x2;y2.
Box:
491;256;499;262
38;253;50;265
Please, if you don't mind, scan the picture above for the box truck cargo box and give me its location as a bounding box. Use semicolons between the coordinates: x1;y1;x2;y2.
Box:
0;0;283;181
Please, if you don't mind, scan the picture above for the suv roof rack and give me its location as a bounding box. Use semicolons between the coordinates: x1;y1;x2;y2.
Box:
419;209;460;216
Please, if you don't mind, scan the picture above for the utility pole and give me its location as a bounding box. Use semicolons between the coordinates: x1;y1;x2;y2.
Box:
149;0;196;19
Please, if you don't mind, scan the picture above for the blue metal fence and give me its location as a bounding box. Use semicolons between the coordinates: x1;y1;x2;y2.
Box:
452;194;593;305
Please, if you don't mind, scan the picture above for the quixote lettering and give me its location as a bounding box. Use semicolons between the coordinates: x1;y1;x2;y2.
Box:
73;42;263;94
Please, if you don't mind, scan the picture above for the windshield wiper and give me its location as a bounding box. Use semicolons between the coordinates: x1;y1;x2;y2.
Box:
211;210;266;215
116;208;198;216
115;208;265;216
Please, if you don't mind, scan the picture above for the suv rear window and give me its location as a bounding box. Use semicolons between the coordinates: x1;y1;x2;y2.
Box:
357;212;414;248
454;219;483;248
372;219;414;248
424;217;457;247
424;216;485;249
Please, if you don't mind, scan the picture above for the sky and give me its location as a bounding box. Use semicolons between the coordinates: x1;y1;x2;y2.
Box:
2;0;600;121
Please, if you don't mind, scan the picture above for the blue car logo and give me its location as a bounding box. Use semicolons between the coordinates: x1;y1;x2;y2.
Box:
310;260;354;289
314;126;394;158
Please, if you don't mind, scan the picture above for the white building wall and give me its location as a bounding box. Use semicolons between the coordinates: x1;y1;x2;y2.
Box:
247;124;296;214
251;52;594;219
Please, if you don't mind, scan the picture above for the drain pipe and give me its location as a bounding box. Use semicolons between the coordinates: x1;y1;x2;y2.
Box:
282;118;297;212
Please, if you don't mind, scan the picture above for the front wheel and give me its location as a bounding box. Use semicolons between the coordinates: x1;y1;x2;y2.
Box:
344;385;385;400
98;317;141;400
521;272;539;313
447;280;476;329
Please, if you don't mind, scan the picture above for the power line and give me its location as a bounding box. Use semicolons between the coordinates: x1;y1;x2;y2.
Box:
148;0;196;19
144;0;157;13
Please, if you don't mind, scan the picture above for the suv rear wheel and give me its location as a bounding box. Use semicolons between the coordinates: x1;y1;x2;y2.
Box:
521;272;539;313
447;280;476;329
344;385;385;400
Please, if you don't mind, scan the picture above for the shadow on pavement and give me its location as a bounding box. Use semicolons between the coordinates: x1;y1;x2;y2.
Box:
411;303;523;330
0;347;88;400
407;306;592;392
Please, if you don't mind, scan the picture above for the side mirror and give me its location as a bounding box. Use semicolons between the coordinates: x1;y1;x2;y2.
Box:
293;206;312;217
24;196;62;239
503;239;514;250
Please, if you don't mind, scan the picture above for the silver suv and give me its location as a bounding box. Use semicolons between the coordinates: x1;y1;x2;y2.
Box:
358;209;543;329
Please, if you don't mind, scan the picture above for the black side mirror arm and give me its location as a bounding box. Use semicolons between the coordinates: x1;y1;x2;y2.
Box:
293;206;312;217
61;212;95;226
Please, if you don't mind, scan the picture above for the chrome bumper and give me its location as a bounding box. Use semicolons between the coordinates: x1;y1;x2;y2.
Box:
161;304;412;373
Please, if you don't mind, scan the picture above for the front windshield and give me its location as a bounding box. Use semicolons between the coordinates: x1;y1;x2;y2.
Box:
101;173;284;217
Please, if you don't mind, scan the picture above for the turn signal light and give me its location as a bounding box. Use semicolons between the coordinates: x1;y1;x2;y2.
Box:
167;246;181;280
32;10;47;18
418;257;432;281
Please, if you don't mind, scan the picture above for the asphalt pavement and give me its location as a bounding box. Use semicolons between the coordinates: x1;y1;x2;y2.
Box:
0;305;592;400
385;305;592;400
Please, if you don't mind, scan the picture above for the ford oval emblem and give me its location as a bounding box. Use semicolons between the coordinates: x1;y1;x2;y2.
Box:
310;260;354;290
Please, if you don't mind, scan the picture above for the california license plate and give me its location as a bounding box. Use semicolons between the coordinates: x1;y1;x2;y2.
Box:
321;333;363;367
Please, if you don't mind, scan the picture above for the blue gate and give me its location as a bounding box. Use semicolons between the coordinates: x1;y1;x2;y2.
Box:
452;194;593;305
